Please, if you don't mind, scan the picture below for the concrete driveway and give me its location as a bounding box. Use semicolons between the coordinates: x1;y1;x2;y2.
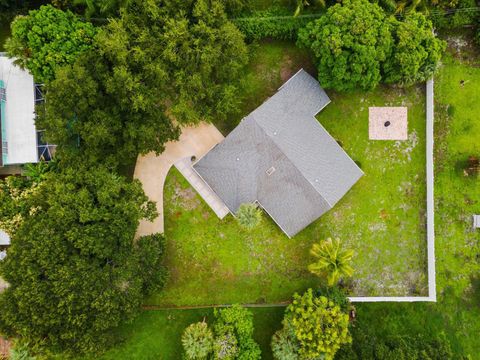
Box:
134;123;225;237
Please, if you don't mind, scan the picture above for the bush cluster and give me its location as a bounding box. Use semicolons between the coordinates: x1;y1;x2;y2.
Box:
271;289;351;360
297;0;446;91
182;305;261;360
335;330;453;359
234;7;315;41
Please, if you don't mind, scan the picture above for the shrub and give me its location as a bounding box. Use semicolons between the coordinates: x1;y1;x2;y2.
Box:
234;7;315;41
213;332;238;360
335;331;454;359
272;289;351;360
214;305;261;359
271;321;299;360
236;203;262;230
182;305;261;360
182;322;214;360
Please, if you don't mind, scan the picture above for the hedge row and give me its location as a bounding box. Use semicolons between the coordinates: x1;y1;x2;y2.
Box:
233;7;320;41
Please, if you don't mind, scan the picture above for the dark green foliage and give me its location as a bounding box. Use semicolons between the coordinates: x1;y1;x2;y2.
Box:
335;331;454;359
5;5;96;83
234;7;315;41
182;305;261;359
297;0;393;91
135;233;168;295
37;48;180;168
67;0;130;17
0;165;166;354
298;0;445;90
214;305;262;359
112;0;249;124
270;321;299;360
316;285;350;312
0;0;48;11
38;0;248;167
384;13;446;85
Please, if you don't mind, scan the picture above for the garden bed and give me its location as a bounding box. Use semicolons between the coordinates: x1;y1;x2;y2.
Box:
145;40;428;306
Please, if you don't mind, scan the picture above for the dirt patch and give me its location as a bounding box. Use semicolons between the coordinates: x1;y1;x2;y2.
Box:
0;337;11;359
280;54;295;82
171;179;201;211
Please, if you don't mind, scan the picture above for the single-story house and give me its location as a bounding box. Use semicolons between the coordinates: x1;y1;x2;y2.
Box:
194;69;363;237
0;54;54;170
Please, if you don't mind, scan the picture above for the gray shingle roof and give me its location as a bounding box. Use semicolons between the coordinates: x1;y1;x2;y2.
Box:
194;69;363;237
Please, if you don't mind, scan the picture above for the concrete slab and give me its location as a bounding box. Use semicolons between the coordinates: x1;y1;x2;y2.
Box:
134;122;225;237
369;107;408;140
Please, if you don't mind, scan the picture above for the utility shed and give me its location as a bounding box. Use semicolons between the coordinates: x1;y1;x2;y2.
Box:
194;69;363;237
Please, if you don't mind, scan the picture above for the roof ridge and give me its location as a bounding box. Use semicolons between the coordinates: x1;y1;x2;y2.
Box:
250;115;333;209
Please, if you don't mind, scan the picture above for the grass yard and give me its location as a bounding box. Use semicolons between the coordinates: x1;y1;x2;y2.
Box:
146;40;428;307
96;33;480;360
92;308;284;360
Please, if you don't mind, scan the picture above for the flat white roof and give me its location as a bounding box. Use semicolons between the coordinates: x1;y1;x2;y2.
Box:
0;230;10;245
0;55;37;165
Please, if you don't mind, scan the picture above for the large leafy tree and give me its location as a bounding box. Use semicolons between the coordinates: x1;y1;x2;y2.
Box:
0;166;167;354
384;13;446;85
38;0;248;167
108;0;249;124
5;5;96;83
37;46;180;168
272;289;351;360
308;238;354;286
297;0;393;91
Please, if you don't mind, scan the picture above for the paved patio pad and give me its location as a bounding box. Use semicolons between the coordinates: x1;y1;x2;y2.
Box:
369;107;408;140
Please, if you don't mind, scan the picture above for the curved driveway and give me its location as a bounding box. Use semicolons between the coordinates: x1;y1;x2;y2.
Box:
134;123;225;237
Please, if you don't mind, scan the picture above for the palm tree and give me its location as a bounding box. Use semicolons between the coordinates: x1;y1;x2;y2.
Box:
236;203;262;230
308;238;354;286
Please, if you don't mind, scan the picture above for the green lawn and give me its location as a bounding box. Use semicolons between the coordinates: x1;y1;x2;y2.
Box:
93;307;284;360
146;40;428;307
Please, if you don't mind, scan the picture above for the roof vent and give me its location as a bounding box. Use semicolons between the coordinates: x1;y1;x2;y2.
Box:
266;166;276;176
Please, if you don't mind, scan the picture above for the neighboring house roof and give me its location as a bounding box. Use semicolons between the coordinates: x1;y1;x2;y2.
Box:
0;230;10;246
0;54;37;166
194;69;363;237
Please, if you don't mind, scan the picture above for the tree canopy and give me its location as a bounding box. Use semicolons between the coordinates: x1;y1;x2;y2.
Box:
384;13;446;85
0;165;167;354
5;5;96;83
37;0;248;167
272;289;351;360
297;0;445;90
108;0;249;124
297;0;392;91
